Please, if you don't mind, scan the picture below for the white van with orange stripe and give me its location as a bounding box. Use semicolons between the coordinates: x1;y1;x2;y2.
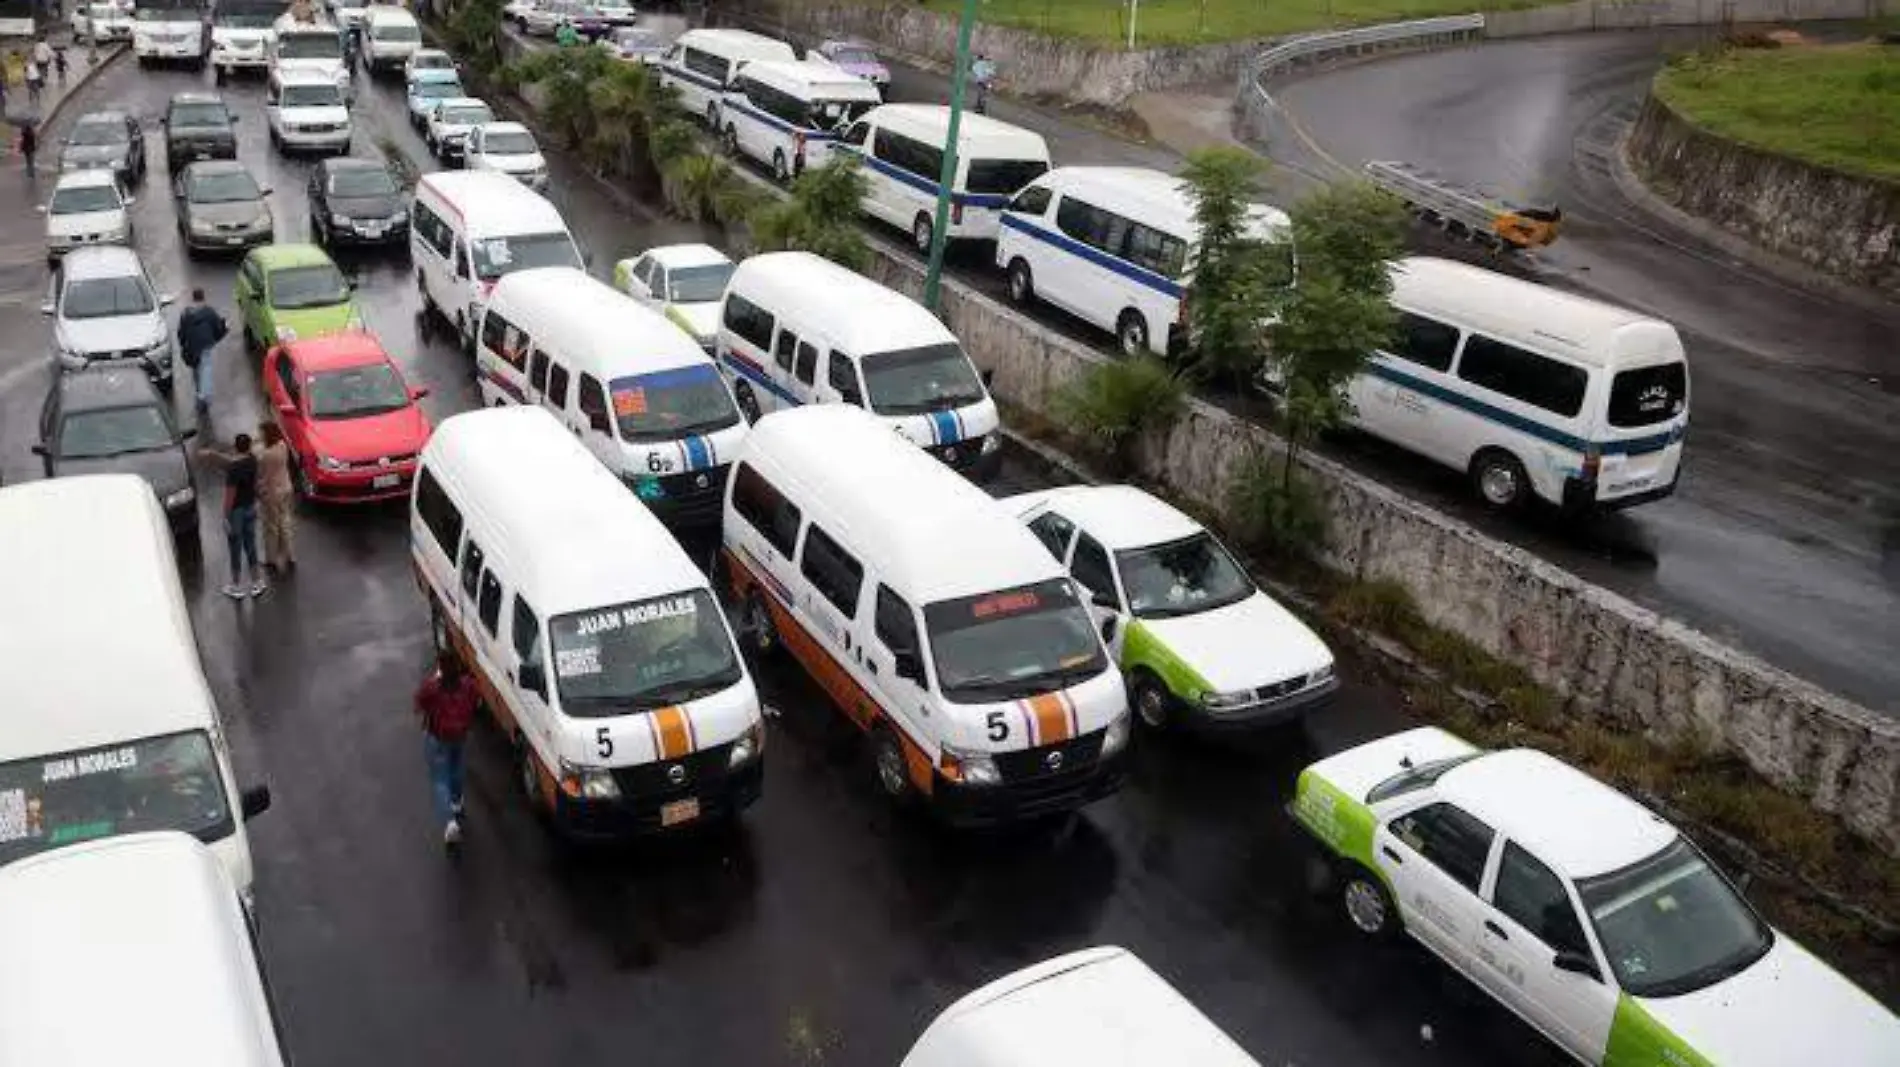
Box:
722;405;1129;826
411;406;765;839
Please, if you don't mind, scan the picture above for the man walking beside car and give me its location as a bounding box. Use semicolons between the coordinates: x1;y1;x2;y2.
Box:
177;288;229;414
200;432;266;600
415;651;478;848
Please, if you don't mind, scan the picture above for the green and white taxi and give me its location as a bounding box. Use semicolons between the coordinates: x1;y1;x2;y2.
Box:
1005;486;1336;731
1292;727;1900;1066
612;243;737;354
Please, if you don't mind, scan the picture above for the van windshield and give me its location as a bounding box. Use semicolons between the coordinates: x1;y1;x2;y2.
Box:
278;31;341;60
471;232;578;280
924;578;1108;703
0;731;233;865
1608;362;1688;428
859;342;986;416
549;591;744;715
965;158;1049;196
610;364;740;442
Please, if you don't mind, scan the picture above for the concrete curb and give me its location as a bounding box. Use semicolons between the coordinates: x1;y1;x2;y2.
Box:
29;42;126;133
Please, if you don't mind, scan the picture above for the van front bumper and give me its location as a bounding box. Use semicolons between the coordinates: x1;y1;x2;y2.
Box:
554;751;764;840
624;463;731;528
931;734;1127;828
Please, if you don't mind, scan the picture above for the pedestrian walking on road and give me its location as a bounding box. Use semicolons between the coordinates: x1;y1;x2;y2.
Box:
257;422;297;574
24;57;41;106
177;287;229;413
18;122;37;177
53;46;67;83
201;433;266;600
415;651;479;847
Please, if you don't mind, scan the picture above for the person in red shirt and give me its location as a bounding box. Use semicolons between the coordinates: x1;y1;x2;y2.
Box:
415;652;480;846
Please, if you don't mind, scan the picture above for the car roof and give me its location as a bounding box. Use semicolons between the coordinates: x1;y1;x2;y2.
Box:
248;243;336;270
168;91;225;106
866;103;1048;158
491;267;707;373
283;331;392;372
54;167;119;189
71;109;129;125
730;251;954;354
1015;485;1203;550
821;37;876;50
0;834;282;1067
411;68;461;85
365;4;415;20
1035;166;1291;241
677;27;795;58
1436;749;1678;879
57;365;164;411
59;244;144;279
410;47;451;58
274;66;340;86
182;158;253;179
435;96;490;112
479;119;529;135
646;242;731;269
742;59;883;98
319;155;387;175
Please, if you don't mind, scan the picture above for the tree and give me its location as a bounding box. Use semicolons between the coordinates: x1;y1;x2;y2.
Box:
661;152;761;226
747;156;870;271
447;0;504;78
1179;146;1287;389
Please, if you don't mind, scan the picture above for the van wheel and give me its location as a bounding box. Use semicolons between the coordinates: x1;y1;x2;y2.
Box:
1470;449;1531;510
733;381;762;424
1342;865;1399;939
1006;258;1035;305
1116;309;1149;357
871;725;914;804
911;214;933;255
1130;672;1174;730
516;735;544;811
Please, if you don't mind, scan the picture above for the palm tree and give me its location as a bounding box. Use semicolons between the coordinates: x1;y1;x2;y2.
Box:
660;153;760;226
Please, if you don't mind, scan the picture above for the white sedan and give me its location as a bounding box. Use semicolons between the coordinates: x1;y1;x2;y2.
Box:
424;97;496;163
42;169;133;266
611;243;734;351
464;122;547;191
1292;727;1900;1066
1005;485;1336;732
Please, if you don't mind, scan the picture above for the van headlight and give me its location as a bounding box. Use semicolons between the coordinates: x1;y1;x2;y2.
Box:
558;758;621;800
728;720;764;768
1102;710;1131;756
940;742;1000;787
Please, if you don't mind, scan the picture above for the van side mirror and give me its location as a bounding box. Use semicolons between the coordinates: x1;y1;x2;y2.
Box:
1552;951;1601;983
892;649;922;683
518;660;547;698
240;784;273;819
981;367;995;387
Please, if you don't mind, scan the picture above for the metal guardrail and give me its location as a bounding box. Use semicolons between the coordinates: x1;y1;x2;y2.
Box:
1241;14;1486;108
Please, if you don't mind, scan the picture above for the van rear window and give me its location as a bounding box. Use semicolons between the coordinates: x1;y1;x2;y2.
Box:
1608;362;1687;428
0;731;232;864
965;158;1049;196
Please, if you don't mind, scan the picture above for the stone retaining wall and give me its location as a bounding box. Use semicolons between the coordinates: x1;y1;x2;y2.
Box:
1485;0;1896;37
1626;91;1900;298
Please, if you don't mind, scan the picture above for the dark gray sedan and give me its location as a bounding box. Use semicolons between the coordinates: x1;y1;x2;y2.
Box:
58;111;148;188
35;366;199;537
173;160;275;257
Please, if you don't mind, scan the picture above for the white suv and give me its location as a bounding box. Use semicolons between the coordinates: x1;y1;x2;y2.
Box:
43;246;177;390
42;169;134;267
362;6;422;75
266;70;352;155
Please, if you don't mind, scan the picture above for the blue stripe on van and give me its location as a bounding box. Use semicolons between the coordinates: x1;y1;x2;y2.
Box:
662;64;723;93
836;146;1012;210
682;434;713;470
997;212;1185;300
927;409;962;445
721;349;803;407
1366;359;1686;457
723;97;841;142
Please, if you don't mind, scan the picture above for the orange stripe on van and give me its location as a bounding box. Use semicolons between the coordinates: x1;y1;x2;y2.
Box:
1024;693;1074;745
651;705;695;759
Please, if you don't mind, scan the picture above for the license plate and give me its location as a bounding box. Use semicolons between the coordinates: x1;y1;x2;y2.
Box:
225;236;243;245
361;223;385;237
372;474;401;489
660;797;700;827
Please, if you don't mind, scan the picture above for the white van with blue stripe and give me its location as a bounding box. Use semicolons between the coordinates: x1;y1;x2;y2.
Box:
476;266;750;527
995;166;1293;358
716;251;1003;480
718;60;883;183
1352;257;1690;512
836;104;1051;255
657;28;797;129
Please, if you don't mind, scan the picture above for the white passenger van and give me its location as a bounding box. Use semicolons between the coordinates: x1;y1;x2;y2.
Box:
657;28;797;128
996;166;1294;358
412;407;765;838
837;104;1051;253
410;170;583;352
0;476;271;900
1352;257;1690;512
0;834;288;1067
718;59;882;183
718;251;1002;479
722;406;1129;825
903;947;1260;1067
477;266;749;527
269;7;349;100
361;5;422;75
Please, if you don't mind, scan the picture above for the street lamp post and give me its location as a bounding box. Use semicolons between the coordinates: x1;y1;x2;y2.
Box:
920;0;979;312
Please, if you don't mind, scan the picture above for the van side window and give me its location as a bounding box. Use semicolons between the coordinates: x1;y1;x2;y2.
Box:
547;363;572;408
1055;196;1130;258
1124;223;1187;278
481;310;529;370
683;47;729;84
873;129;943;182
874;585;919;654
1027;511;1076;561
460;540;485;600
452;243;470;280
723;292;776;351
529;349;550;392
1070;533;1115;600
730;461;802;559
827;353;862;406
795;342;818;386
1457;334;1587;417
412;202;449;256
773;327;799;372
511;595;542;666
415;469;464;558
800;525;864;617
1390;312;1459;373
1009;185;1052;215
577;374;612;434
477;570;504;637
842;120;868;147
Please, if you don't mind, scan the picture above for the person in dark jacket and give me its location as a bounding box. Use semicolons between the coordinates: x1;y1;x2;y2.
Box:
18;122;37;177
415;652;480;847
176;288;229;413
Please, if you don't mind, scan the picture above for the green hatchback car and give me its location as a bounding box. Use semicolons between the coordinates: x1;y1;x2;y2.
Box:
234;243;363;354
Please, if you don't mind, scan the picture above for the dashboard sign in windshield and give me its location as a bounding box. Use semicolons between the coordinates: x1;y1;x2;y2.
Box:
550;592;741;715
0;731;232;864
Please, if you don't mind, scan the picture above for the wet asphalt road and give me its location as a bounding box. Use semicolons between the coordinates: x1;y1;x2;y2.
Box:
0;53;1570;1067
1267;30;1900;712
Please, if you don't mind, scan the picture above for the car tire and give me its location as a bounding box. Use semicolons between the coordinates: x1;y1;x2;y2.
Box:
1341;865;1399;940
1130;672;1175;731
911;214;933;256
771;149;790;183
1470;448;1531;511
740;590;778;660
1116;309;1149;358
516;734;544;812
1006;258;1034;306
732;381;762;425
870;724;914;805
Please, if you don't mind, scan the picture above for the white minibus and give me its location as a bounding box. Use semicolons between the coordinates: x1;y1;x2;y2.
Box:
996;165;1293;357
0;834;288;1067
657;28;796;127
722;406;1130;826
412;407;765;838
0;476;272;901
718;251;1002;479
410;170;583;352
718;59;882;182
836;104;1050;253
477;266;749;527
1351;257;1690;512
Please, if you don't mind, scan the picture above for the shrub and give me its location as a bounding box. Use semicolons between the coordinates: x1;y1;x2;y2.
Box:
747;157;871;270
1226;452;1328;560
1052;357;1186;471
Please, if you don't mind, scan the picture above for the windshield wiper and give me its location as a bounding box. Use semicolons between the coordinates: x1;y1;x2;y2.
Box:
67;444;172;460
1015;658;1104;693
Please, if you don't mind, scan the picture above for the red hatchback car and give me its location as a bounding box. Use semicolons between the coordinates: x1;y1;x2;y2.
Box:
264;333;433;503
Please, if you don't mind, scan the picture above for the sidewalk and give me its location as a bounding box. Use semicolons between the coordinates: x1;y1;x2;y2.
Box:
2;41;123;178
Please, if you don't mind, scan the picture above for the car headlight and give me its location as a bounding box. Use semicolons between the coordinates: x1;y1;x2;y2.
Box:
728;720;764;768
275;326;297;342
940;742;1000;787
1199;688;1255;711
980;433;1001;455
146;336;171;357
557;757;621;800
1102;710;1131;756
189;217;217;234
317;454;345;472
332;213;354;225
163;487;196;509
